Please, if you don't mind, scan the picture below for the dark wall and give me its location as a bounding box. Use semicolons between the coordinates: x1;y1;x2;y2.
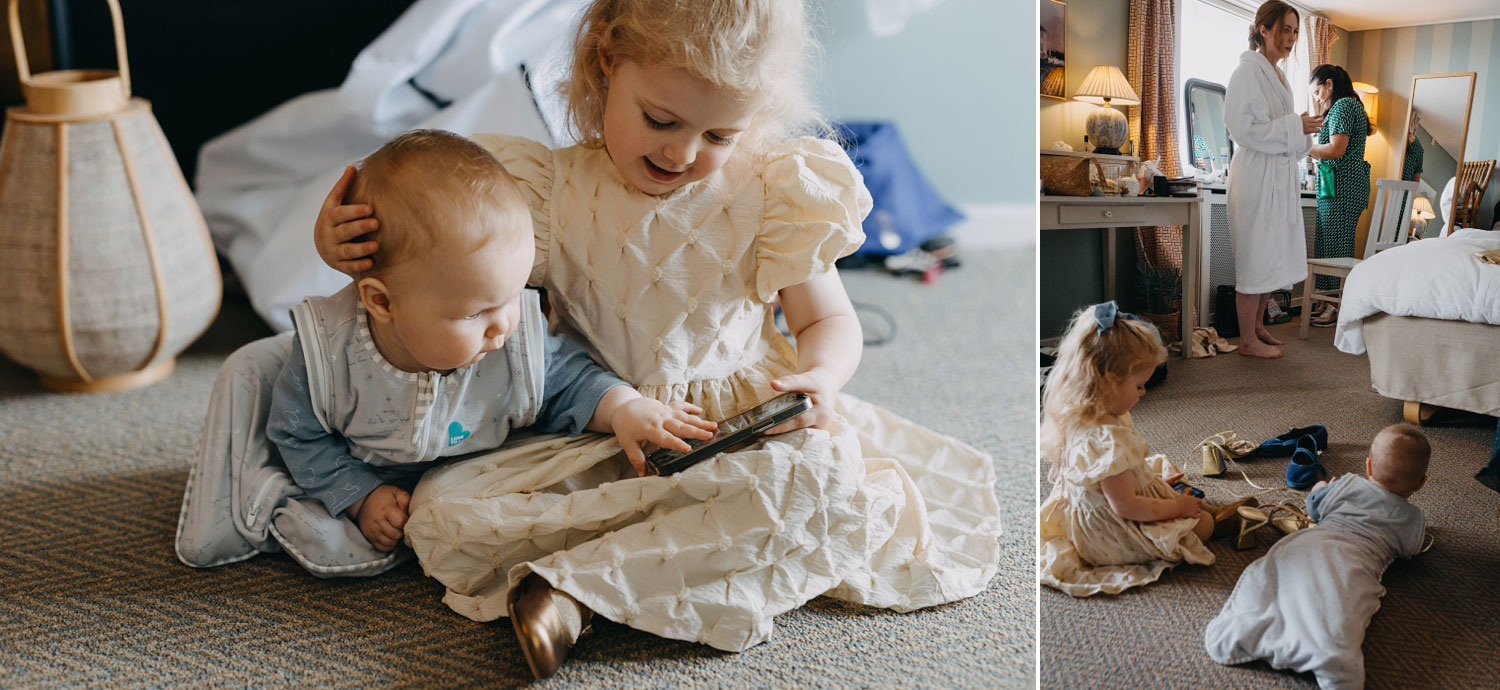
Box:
50;0;415;184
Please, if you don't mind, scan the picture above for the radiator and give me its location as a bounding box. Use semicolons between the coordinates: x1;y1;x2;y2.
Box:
1201;188;1319;322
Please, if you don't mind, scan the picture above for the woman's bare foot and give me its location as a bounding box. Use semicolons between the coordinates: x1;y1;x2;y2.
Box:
1255;327;1283;346
1238;340;1283;359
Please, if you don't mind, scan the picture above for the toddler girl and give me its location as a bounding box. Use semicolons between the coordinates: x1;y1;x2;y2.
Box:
1038;302;1215;597
316;0;1000;678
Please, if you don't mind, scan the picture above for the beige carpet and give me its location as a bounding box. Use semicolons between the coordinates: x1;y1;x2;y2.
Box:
1040;321;1500;689
0;249;1034;688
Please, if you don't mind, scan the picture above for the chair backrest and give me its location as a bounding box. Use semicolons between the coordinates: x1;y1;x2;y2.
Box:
1364;178;1419;258
1454;160;1495;229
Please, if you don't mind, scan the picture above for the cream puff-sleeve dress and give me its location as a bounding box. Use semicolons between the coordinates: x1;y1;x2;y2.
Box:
1039;414;1213;597
401;135;1003;652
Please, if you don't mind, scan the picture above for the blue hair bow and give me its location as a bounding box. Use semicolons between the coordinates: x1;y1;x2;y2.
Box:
1094;300;1140;335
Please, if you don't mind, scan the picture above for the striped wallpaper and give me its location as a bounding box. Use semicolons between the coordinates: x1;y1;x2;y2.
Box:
1346;19;1500;229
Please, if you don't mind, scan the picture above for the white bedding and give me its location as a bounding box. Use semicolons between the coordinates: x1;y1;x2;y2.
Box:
1334;228;1500;354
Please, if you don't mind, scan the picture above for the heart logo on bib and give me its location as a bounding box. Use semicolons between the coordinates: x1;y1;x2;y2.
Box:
447;421;472;447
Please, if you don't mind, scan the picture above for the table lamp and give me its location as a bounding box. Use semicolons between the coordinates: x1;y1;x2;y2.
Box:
1074;65;1140;155
1352;81;1379;132
1411;195;1435;237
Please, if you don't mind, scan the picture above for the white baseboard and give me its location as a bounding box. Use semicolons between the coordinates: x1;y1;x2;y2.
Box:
951;203;1035;249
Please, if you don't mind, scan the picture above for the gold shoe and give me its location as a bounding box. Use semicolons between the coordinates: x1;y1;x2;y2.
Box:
1210;496;1259;540
508;574;588;680
1270;503;1315;535
1235;506;1270;550
1201;444;1227;477
1195;432;1256;478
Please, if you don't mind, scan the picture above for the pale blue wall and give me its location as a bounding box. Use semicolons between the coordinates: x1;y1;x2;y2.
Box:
813;0;1026;205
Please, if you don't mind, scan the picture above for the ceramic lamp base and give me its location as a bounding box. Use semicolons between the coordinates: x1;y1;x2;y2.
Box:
39;359;175;393
1085;106;1129;152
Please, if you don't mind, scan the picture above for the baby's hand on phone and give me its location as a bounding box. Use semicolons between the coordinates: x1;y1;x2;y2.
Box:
612;398;716;476
766;370;837;434
314;166;381;275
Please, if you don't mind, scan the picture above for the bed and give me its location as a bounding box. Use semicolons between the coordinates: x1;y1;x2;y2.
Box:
1335;228;1500;422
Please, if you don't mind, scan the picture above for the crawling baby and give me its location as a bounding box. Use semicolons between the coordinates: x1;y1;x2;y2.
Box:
1204;423;1430;690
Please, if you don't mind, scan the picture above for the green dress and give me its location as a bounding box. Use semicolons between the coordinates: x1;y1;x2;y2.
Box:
1402;136;1424;181
1314;97;1370;290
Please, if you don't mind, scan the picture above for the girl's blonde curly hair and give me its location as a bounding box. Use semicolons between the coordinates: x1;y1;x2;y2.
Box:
565;0;825;153
1039;305;1167;479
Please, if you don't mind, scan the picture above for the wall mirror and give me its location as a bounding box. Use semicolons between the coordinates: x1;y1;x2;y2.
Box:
1399;72;1476;236
1184;78;1232;175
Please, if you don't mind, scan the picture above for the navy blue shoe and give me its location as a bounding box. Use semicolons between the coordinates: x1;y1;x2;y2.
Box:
1286;437;1328;490
1255;424;1329;458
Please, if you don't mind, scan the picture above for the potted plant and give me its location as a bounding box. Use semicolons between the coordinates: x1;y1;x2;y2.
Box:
1135;263;1182;345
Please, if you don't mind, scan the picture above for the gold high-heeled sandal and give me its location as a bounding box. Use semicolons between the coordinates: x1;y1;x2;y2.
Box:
1200;444;1227;477
1194;432;1257;478
1235;505;1270;550
1270;503;1315;535
1209;496;1259;540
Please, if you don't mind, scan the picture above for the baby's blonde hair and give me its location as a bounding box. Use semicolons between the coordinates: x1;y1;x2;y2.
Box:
346;129;530;277
566;0;824;153
1370;423;1430;496
1040;305;1168;475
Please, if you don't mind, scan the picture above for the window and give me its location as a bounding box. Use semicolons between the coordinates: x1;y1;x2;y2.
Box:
1178;0;1312;172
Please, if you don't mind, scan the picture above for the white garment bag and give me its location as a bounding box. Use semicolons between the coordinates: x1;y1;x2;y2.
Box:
195;0;585;330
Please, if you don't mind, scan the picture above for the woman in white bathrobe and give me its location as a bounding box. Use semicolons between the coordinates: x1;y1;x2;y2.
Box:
1225;1;1322;358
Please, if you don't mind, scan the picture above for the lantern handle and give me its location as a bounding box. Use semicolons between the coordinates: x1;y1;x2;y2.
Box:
9;0;131;99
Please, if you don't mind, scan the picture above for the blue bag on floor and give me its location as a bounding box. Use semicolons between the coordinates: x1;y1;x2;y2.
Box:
833;122;964;256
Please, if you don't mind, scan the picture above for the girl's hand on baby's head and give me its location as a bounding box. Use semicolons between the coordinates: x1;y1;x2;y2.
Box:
315;166;381;276
612;398;717;476
766;370;838;435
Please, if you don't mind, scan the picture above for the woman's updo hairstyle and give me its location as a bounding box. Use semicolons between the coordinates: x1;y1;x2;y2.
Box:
1249;0;1299;50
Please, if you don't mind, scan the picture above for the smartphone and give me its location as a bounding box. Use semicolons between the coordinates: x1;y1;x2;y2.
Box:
1172;481;1205;499
646;392;813;475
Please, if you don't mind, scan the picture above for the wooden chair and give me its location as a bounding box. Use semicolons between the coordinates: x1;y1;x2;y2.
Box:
1300;178;1418;339
1452;159;1494;231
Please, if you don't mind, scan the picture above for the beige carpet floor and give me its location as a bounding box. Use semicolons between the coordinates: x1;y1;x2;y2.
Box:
1040;321;1500;689
0;248;1034;688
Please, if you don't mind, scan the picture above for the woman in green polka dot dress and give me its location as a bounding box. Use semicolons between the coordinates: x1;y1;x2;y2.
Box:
1307;64;1370;326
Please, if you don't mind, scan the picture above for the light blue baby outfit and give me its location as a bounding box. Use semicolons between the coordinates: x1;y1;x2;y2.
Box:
1204;474;1426;690
269;283;622;517
176;283;625;577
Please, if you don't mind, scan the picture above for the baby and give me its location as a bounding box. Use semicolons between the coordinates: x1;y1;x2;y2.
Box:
1204;423;1430;690
266;129;715;554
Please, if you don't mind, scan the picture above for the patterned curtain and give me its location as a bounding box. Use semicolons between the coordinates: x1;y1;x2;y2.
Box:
1307;13;1337;70
1126;0;1181;271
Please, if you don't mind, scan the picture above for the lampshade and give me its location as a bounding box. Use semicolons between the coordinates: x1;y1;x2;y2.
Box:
1074;65;1140;106
0;0;221;392
1413;196;1436;220
1041;67;1066;99
1352;81;1378;130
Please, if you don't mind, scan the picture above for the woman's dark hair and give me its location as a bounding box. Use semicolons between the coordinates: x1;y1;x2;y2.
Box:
1310;64;1358;105
1249;0;1299;50
1311;64;1367;132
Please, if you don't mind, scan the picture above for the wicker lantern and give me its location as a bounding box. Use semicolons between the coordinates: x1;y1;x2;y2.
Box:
0;0;220;392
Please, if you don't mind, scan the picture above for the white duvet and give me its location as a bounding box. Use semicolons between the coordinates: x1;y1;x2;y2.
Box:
1334;229;1500;354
